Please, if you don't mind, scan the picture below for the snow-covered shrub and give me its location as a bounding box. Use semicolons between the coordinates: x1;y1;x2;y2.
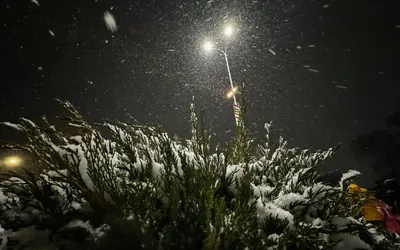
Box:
0;100;398;250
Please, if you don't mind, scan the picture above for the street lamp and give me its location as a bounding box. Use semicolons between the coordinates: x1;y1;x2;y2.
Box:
203;41;238;103
202;34;237;104
203;25;241;124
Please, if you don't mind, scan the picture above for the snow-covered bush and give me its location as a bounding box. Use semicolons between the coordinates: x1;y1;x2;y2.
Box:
0;100;398;250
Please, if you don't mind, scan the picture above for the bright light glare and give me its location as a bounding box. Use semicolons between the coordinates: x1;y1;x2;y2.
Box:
203;41;213;52
3;156;22;168
224;25;233;37
227;86;238;98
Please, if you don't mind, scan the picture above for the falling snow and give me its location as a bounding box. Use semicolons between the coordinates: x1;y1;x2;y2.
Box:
31;0;40;6
2;0;399;193
268;48;276;56
104;11;118;33
308;68;319;73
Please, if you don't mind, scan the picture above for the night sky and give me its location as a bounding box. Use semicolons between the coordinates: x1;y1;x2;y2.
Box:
1;0;400;187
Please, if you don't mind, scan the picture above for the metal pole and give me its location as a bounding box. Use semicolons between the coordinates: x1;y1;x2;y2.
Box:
221;49;237;105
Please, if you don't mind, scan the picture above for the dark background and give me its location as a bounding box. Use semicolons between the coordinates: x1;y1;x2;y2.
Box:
1;0;399;187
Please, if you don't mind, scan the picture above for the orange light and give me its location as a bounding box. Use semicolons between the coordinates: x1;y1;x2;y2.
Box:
3;156;22;168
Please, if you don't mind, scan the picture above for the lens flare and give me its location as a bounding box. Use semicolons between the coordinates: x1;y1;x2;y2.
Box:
227;86;238;98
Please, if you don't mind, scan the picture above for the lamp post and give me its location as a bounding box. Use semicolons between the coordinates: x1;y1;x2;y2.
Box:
221;48;237;105
203;25;240;124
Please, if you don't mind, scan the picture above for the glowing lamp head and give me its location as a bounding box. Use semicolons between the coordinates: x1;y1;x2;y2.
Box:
3;156;22;168
224;25;234;37
203;41;213;52
227;86;238;98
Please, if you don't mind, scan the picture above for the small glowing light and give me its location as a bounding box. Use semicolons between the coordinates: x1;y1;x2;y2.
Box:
224;25;233;37
3;156;22;168
227;86;238;98
203;41;213;52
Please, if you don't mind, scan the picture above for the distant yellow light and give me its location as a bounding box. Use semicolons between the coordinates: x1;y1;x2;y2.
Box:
226;86;238;98
3;156;22;168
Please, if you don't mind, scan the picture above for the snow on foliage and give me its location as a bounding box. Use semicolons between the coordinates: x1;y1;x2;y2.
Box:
256;200;294;227
63;220;110;240
0;100;397;249
331;233;372;250
339;169;361;190
1;122;23;131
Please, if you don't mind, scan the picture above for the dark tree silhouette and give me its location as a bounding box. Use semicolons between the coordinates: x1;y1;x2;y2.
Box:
350;112;400;213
